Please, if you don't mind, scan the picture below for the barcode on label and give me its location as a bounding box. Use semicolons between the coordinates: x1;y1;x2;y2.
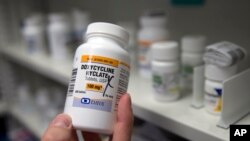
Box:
67;68;77;96
115;94;122;111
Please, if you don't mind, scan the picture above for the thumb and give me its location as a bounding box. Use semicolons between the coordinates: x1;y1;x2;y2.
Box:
42;114;77;141
112;94;134;141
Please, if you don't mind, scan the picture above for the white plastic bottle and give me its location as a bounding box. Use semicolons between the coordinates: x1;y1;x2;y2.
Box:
180;35;206;92
47;13;72;60
204;79;223;115
151;41;180;101
204;64;237;115
72;9;90;43
23;16;46;54
138;11;169;77
64;22;130;134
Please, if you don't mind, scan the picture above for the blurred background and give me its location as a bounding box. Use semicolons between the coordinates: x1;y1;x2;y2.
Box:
0;0;249;141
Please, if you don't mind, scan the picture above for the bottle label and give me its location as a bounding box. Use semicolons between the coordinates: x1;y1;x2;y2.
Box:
205;89;223;114
67;55;130;113
180;65;193;91
138;40;153;70
152;72;179;95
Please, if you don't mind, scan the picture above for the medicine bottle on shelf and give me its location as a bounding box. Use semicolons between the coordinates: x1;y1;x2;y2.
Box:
23;15;46;54
72;9;90;43
180;35;206;93
64;22;130;134
138;10;169;78
151;41;180;102
47;13;72;60
204;64;238;115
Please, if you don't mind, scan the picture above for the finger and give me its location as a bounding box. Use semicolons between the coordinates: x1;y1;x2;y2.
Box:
112;94;134;141
82;132;102;141
42;113;78;141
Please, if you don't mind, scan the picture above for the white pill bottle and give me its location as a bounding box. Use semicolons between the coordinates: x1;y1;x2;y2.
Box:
47;13;71;60
64;22;130;134
138;10;169;77
23;16;46;54
72;9;90;43
151;41;180;101
180;35;206;92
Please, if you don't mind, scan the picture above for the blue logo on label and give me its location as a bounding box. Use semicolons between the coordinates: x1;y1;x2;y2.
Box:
81;98;90;104
73;97;112;112
215;88;222;96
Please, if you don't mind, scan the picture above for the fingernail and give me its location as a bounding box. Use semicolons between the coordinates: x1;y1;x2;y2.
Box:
52;114;71;128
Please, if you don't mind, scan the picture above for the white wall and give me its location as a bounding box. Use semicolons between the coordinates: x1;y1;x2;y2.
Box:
48;0;250;69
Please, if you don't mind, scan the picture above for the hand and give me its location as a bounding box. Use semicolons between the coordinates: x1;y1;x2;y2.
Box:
42;94;134;141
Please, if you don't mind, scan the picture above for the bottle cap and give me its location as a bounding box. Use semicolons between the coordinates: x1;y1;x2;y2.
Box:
151;41;179;61
205;64;238;81
181;35;206;53
140;10;167;27
86;22;129;45
26;13;45;26
48;13;68;23
25;17;39;26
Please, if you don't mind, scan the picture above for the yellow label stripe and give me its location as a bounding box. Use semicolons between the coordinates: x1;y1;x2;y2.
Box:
81;55;130;69
120;61;130;69
81;55;119;67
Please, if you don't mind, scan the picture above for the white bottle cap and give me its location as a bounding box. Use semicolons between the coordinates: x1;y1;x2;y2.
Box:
26;13;45;26
151;41;179;61
86;22;129;45
205;79;223;95
48;13;68;23
205;64;238;81
140;10;167;27
181;35;206;53
152;61;180;73
181;52;204;66
25;16;42;26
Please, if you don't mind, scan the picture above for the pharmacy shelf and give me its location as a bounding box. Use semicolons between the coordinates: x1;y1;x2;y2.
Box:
9;106;48;138
1;46;250;141
130;75;226;141
0;46;72;85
